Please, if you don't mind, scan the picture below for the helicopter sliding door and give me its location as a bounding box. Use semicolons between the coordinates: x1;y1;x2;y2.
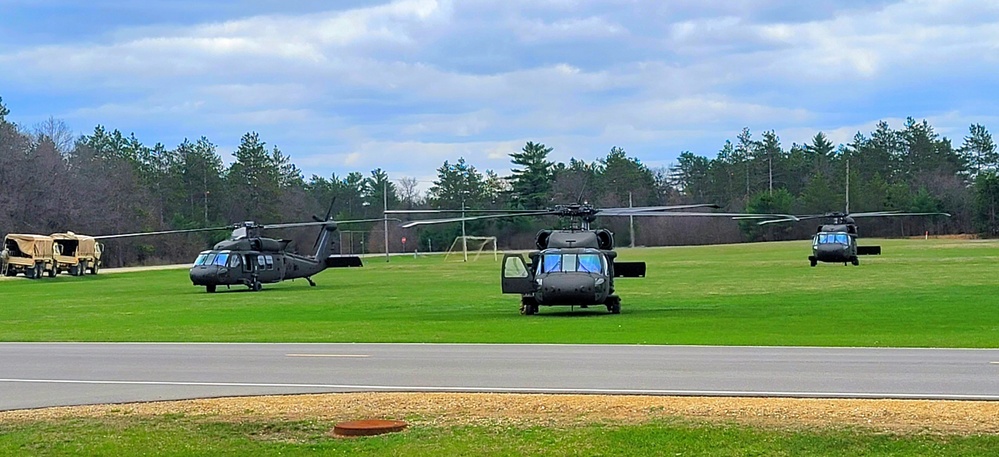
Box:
501;254;534;294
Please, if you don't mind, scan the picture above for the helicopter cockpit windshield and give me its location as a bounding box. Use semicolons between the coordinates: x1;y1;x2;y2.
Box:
193;251;231;267
539;249;606;274
815;233;850;246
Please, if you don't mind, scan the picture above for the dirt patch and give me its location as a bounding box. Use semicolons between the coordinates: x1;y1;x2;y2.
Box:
2;393;998;435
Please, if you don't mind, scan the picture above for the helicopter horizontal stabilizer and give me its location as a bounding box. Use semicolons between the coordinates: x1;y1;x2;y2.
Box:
613;261;646;278
325;256;363;268
857;246;882;256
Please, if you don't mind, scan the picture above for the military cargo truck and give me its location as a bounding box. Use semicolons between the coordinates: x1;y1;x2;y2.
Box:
1;234;59;278
51;232;103;276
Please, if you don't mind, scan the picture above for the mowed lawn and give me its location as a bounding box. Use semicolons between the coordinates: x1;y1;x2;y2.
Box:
1;238;997;347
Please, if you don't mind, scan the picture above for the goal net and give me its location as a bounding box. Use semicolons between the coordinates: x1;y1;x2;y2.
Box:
444;236;498;262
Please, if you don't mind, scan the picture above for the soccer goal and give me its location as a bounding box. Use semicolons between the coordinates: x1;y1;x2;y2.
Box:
443;236;498;262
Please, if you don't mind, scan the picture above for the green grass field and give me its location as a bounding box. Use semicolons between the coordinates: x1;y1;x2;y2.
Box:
2;238;997;347
2;416;997;456
3;238;998;455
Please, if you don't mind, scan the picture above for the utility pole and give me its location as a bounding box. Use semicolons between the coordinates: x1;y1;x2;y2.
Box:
461;196;468;262
845;159;850;214
384;180;390;262
628;191;635;248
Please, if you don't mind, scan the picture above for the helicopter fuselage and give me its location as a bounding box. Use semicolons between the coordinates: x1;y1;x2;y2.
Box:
189;222;361;292
502;229;646;314
809;231;859;265
529;247;613;305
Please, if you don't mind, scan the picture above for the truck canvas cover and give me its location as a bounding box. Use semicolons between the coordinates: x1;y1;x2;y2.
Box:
51;232;98;257
4;234;55;258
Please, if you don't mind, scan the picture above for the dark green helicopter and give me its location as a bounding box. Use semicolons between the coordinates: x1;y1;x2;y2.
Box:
393;204;785;314
748;210;950;266
96;204;375;292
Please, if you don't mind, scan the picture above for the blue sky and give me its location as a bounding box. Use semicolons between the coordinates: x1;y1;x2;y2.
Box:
2;0;998;189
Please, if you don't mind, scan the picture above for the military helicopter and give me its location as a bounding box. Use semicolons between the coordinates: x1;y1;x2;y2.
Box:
392;203;787;314
95;204;374;292
749;210;950;266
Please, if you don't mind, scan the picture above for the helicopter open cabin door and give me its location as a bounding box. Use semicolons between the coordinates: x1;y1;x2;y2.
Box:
501;254;534;294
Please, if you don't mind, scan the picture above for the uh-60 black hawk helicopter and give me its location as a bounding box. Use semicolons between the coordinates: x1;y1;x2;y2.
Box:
746;210;950;266
96;203;374;292
392;203;785;315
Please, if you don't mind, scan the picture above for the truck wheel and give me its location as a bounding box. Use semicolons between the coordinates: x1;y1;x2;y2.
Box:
25;266;36;279
78;261;87;276
69;265;79;276
89;264;99;274
47;264;57;277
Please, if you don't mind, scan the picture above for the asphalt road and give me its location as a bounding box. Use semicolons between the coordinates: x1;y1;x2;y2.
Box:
2;343;998;411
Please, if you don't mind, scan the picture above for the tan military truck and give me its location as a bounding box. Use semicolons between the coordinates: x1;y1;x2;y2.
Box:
1;234;59;279
51;232;103;276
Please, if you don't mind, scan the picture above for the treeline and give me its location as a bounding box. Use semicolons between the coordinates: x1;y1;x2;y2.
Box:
2;95;997;266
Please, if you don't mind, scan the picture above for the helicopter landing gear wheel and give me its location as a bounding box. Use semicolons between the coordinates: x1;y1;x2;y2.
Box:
520;296;538;315
251;280;262;292
606;296;621;314
851;257;859;266
206;284;216;293
809;258;817;267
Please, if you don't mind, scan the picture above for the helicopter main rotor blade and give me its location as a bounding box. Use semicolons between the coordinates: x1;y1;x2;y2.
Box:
385;209;550;215
93;226;231;239
399;212;547;228
753;210;951;225
594;204;721;216
755;217;806;226
847;211;952;218
263;218;400;230
628;212;799;219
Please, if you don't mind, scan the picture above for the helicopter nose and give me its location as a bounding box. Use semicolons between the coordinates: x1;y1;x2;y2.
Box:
190;265;218;285
537;274;600;304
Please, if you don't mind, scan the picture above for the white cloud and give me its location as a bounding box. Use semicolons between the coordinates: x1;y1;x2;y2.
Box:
2;0;998;182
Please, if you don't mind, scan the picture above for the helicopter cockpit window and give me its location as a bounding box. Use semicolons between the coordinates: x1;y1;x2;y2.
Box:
194;252;210;266
577;254;603;274
504;257;529;278
212;252;229;266
817;233;850;245
228;255;241;268
541;253;562;273
199;252;218;266
539;252;604;274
